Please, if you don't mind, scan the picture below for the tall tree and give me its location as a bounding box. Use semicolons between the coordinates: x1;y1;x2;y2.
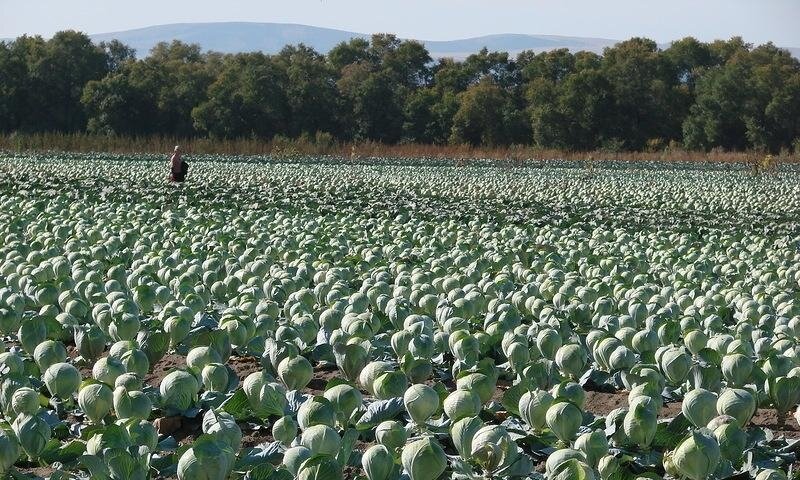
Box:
24;31;108;132
328;38;371;72
402;87;459;144
529;70;614;150
683;44;800;152
601;38;680;149
100;40;137;73
276;45;341;137
338;67;403;142
451;78;512;146
143;41;215;136
82;73;154;135
520;48;575;83
192;53;289;139
0;42;28;132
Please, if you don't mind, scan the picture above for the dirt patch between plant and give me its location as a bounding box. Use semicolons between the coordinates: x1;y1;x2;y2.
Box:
227;355;262;382
584;390;800;439
14;467;56;479
241;427;275;448
307;364;346;395
144;353;187;387
66;345;107;379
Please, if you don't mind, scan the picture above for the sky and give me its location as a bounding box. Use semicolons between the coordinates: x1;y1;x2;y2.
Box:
1;0;799;46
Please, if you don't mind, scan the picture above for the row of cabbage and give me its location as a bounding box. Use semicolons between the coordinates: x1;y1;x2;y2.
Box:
0;154;798;480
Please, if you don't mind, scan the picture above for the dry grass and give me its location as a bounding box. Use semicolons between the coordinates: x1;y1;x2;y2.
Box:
1;132;798;165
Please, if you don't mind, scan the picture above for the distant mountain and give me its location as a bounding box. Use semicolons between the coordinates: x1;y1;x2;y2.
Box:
89;22;620;59
5;23;797;60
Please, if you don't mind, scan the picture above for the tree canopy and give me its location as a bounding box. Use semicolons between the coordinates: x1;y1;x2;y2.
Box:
1;30;799;152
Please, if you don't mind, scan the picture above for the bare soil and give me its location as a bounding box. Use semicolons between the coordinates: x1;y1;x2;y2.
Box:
227;355;262;382
144;353;187;387
241;428;275;448
306;364;345;395
584;390;800;439
14;467;56;479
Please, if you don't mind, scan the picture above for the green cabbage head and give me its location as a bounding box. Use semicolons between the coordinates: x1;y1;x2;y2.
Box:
672;430;721;480
403;384;440;425
177;435;235;480
682;388;719;428
12;413;51;461
160;370;200;412
362;444;394;480
716;388;756;428
78;382;113;424
401;437;447;480
43;362;81;399
546;401;582;443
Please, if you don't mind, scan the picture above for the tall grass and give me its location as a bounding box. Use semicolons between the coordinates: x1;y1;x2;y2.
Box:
1;132;797;165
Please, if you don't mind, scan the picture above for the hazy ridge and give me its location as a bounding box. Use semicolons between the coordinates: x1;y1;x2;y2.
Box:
4;21;797;59
88;22;622;58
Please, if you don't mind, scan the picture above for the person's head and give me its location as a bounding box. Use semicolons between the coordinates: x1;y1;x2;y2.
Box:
174;145;181;153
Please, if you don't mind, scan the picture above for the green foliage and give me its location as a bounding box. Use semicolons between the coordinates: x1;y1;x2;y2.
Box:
1;32;798;151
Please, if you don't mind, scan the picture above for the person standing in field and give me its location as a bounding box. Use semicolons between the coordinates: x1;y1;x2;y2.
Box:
169;145;189;183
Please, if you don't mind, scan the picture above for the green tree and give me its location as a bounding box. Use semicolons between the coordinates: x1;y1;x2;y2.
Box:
100;40;137;73
464;48;518;88
745;44;800;151
276;45;341;137
682;63;751;150
82;73;154;135
432;58;474;93
708;37;751;64
402;87;459;144
142;41;215;136
0;41;28;132
23;31;108;132
663;37;715;89
601;38;681;149
338;67;403;142
328;38;371;72
375;36;432;87
192;53;289;139
520;48;576;83
529;70;614;150
451;78;511;146
683;44;800;152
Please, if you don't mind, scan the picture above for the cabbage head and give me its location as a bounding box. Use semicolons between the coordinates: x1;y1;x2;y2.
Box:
672;430;721;480
401;437;447;480
160;370;199;412
78;382;113;424
177;435;235;480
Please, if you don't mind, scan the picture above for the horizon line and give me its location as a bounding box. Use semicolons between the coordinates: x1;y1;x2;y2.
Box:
5;21;798;50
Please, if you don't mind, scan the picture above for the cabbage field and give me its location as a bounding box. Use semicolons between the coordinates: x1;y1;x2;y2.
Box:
1;153;800;480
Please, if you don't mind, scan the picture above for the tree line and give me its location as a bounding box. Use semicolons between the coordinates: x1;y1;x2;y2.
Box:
1;30;799;153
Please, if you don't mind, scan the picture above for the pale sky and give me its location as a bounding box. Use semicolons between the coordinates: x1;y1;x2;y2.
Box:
2;0;799;46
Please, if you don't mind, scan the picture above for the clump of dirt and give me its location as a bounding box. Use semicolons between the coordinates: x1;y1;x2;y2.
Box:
307;364;344;394
241;427;276;448
583;390;628;415
171;415;203;445
153;416;183;436
752;408;800;438
144;353;187;388
15;467;56;479
343;464;363;479
228;355;262;382
492;378;511;403
66;345;107;379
